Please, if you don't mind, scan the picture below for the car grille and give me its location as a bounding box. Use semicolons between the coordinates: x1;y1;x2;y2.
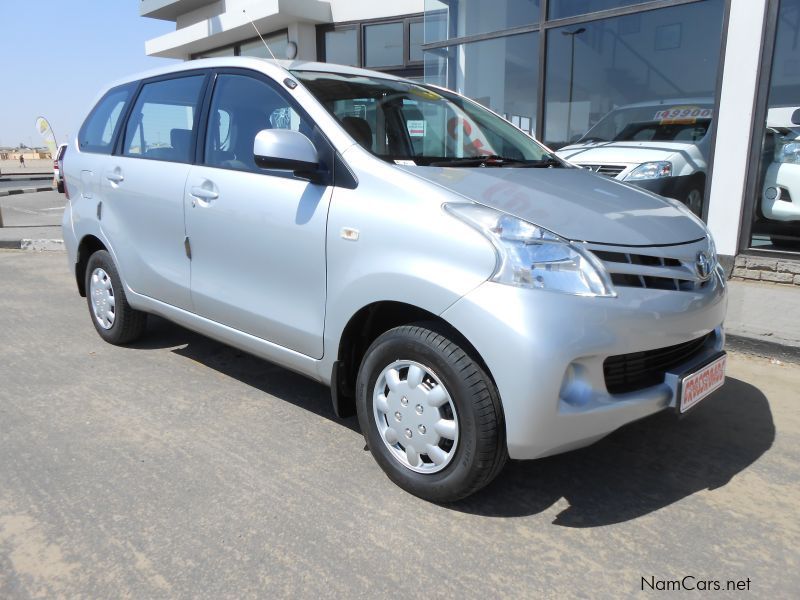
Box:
581;164;626;178
585;241;714;292
603;333;713;394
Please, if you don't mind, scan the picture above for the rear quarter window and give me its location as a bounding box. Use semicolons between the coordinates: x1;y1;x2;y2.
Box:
78;83;136;154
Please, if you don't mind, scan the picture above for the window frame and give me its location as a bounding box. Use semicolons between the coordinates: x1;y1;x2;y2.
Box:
189;28;290;60
316;14;425;79
116;70;212;165
739;0;800;258
78;83;137;155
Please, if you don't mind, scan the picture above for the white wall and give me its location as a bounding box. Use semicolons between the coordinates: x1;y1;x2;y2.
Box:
330;0;423;21
706;0;769;257
146;0;424;59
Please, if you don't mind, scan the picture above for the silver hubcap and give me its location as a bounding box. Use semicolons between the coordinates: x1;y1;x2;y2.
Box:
89;267;115;330
373;360;459;474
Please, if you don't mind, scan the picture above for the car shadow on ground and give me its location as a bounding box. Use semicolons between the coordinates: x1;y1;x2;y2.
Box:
130;316;359;434
450;377;775;525
133;317;775;526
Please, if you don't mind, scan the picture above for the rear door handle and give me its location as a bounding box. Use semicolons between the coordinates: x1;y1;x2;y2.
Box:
106;169;124;184
190;186;219;201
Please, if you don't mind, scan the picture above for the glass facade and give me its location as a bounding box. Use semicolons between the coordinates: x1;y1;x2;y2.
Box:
424;0;726;216
192;31;288;60
319;16;424;78
324;28;359;66
240;32;289;59
750;0;800;253
365;22;405;67
424;0;540;42
426;34;539;136
543;0;724;148
548;0;650;19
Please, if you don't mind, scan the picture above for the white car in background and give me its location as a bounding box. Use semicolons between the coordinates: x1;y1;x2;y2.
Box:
54;143;68;193
762;107;800;222
556;99;713;216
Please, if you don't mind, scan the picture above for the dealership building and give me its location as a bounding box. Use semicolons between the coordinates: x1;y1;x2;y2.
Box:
141;0;800;283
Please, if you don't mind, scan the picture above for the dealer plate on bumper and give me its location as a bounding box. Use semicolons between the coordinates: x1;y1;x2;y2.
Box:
677;352;726;414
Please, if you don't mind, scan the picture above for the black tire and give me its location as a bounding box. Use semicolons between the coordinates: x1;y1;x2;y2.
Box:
770;235;800;251
356;323;507;502
56;180;64;194
84;250;147;345
685;188;703;217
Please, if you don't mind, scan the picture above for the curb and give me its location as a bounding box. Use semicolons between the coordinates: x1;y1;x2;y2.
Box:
726;333;800;364
0;186;55;197
0;239;64;252
0;175;52;181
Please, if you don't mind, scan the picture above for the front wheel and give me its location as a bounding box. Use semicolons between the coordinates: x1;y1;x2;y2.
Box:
356;324;507;502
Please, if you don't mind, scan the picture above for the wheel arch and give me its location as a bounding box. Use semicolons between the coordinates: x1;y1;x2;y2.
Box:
330;300;495;419
75;235;108;297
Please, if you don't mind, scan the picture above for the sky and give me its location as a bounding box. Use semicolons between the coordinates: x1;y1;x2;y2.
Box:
0;2;178;148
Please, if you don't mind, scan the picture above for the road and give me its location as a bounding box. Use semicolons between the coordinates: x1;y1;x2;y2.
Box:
0;190;64;228
0;250;798;598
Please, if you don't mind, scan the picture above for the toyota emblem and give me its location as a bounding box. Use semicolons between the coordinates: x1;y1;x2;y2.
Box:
696;251;712;280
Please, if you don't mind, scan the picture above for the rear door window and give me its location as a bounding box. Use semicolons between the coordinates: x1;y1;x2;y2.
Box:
78;84;135;154
123;75;206;163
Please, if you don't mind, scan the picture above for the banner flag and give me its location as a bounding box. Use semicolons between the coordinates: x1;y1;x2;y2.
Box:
35;117;58;156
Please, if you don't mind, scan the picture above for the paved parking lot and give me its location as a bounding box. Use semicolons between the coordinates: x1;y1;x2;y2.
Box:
0;190;64;228
1;250;798;598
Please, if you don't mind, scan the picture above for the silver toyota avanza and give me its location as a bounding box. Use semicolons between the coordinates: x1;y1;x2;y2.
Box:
62;58;727;501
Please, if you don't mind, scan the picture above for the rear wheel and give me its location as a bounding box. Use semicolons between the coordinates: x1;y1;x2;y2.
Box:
85;250;147;345
356;323;506;502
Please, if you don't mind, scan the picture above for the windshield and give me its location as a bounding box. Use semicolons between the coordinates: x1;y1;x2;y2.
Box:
292;70;556;167
577;104;713;144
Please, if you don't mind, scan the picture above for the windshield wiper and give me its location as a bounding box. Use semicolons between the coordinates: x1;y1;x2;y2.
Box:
429;155;559;168
524;156;564;168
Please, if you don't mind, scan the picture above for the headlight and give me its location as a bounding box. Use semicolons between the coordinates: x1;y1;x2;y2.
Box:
777;142;800;164
623;161;672;181
445;204;616;297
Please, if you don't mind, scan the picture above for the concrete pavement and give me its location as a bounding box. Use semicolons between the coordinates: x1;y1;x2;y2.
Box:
0;250;798;598
0;191;64;248
0;158;53;176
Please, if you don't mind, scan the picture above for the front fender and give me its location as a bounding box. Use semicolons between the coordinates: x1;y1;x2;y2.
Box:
318;150;497;382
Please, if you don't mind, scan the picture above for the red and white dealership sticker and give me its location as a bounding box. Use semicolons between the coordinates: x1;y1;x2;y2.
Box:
679;354;726;413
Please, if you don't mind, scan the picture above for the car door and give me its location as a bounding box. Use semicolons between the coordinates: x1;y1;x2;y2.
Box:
101;72;208;310
184;71;333;358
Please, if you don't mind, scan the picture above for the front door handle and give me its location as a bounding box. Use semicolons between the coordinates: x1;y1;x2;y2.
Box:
190;185;219;201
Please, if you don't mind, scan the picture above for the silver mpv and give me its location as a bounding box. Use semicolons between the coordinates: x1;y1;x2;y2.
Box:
62;58;727;501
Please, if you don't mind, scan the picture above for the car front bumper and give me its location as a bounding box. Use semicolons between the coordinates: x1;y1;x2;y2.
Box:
625;174;699;199
441;268;727;460
761;162;800;221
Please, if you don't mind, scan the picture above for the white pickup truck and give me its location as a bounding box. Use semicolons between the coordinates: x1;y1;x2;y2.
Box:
556;99;713;216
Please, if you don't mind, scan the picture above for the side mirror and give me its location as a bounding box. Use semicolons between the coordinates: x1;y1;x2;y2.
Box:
792;109;800;126
253;129;323;182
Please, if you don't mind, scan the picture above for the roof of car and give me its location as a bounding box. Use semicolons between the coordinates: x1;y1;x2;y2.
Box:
104;56;406;91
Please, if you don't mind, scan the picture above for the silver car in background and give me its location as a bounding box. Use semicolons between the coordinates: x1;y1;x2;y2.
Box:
62;58;727;501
